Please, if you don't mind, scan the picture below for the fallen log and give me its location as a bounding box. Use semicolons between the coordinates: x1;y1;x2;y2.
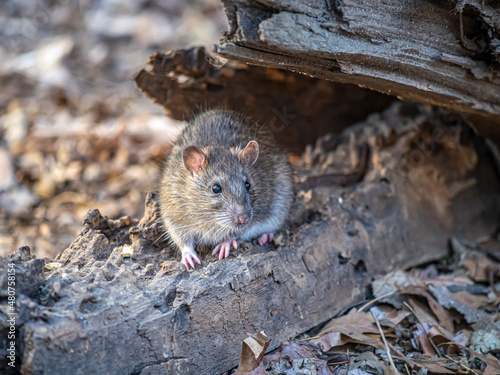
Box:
215;0;500;142
134;47;395;152
2;103;499;375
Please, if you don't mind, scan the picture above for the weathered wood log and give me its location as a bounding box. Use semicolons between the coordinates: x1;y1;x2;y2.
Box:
134;47;395;152
2;103;499;375
214;0;500;142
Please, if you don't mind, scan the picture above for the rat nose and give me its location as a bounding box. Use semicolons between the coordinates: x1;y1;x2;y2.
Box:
229;204;251;225
237;214;249;224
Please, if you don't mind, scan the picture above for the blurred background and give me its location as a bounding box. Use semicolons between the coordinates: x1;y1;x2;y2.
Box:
0;0;227;259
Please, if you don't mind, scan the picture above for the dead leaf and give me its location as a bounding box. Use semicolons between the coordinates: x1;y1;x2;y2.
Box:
349;352;385;375
485;354;500;375
406;357;463;374
451;330;470;347
311;309;384;351
448;343;500;373
372;270;424;308
370;305;411;326
320;309;381;335
400;285;454;332
406;297;462;352
264;341;333;375
312;331;344;350
422;275;474;287
452;290;489;310
428;284;489;323
279;340;318;359
407;297;441;328
265;357;318;375
463;256;499;282
414;324;437;355
234;331;271;375
428;325;469;347
383;367;399;375
412;264;440;280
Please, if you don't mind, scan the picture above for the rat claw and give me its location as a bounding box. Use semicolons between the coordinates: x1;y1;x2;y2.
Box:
213;240;235;260
257;233;274;246
258;233;268;245
212;244;221;255
219;242;227;260
181;247;201;270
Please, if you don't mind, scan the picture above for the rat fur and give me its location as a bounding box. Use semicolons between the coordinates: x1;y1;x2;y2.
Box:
159;109;293;269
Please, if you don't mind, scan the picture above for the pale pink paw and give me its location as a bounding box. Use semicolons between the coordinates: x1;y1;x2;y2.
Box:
212;240;237;260
181;248;201;270
257;233;274;246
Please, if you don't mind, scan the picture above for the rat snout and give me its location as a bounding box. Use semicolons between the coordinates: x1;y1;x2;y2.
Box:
237;213;249;224
228;204;251;226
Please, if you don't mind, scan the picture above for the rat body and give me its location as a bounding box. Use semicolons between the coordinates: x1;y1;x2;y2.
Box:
160;109;294;269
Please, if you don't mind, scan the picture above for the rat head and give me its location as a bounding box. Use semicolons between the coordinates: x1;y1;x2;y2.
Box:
182;140;259;237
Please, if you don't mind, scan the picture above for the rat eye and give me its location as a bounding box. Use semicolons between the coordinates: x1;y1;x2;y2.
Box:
212;184;222;194
245;181;251;191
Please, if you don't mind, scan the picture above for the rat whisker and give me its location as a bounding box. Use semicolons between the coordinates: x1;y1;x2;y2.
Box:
199;223;223;244
166;210;216;216
170;222;206;231
200;221;229;245
153;232;170;245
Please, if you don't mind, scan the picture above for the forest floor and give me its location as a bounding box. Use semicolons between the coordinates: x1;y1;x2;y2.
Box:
229;236;500;374
1;1;500;375
0;0;225;259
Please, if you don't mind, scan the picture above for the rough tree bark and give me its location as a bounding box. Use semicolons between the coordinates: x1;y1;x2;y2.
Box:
214;0;500;142
2;103;500;374
134;47;395;152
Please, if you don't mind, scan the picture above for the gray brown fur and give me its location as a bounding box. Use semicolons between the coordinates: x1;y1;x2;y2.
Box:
159;109;294;257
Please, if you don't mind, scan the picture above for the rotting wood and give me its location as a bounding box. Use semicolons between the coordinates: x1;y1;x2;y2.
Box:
134;47;395;152
214;0;500;142
2;103;499;375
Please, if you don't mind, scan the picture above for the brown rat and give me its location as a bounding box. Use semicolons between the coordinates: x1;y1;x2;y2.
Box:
159;109;294;269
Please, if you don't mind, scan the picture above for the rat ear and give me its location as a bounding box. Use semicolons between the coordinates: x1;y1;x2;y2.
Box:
239;140;259;168
183;146;206;175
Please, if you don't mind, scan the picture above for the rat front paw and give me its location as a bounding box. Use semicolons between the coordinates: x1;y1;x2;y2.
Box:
212;240;237;260
181;247;201;270
257;233;274;246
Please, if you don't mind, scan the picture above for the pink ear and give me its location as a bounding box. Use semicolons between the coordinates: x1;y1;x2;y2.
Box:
182;146;206;174
239;140;259;168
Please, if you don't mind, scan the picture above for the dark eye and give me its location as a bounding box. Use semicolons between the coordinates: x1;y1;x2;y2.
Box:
212;184;222;194
245;181;251;191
